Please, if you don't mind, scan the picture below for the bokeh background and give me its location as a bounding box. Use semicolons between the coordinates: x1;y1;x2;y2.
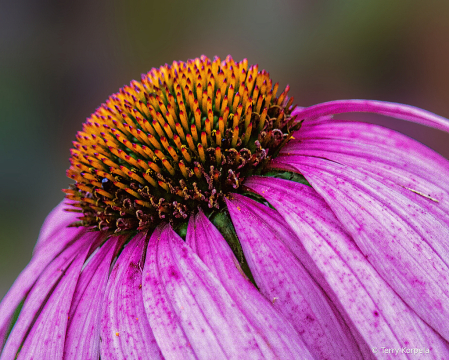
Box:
1;0;449;300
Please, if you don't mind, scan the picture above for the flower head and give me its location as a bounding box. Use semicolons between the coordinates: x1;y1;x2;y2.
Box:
65;55;297;232
1;55;449;359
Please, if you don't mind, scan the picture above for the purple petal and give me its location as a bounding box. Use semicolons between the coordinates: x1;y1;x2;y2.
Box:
143;225;314;360
244;176;449;355
274;119;449;254
275;120;449;257
279;120;449;200
0;209;86;344
141;226;198;360
33;201;84;255
293;106;335;124
0;232;99;359
14;234;97;360
292;99;449;132
225;195;362;360
63;236;124;360
186;211;312;359
100;233;163;360
276;155;449;341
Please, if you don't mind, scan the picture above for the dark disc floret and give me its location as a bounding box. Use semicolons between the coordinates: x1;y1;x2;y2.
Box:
64;55;301;232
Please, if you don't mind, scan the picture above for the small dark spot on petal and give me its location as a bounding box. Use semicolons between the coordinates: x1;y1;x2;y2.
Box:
168;265;179;279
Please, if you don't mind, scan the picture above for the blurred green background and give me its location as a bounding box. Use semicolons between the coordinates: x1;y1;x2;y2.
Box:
1;0;449;300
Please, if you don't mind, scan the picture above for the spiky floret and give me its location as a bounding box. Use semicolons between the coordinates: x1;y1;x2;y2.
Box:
64;55;300;232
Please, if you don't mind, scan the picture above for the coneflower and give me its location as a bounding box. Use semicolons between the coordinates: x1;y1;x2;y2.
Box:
1;55;448;359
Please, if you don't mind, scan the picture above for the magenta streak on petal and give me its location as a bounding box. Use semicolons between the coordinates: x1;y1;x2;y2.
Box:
292;99;449;133
63;236;124;360
244;176;449;357
0;220;86;345
141;226;197;360
100;232;163;360
276;157;449;341
225;195;362;360
186;216;198;253
186;211;311;359
14;234;98;360
0;232;97;360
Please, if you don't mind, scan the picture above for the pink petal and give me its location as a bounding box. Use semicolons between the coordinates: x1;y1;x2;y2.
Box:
142;225;314;360
14;234;97;360
280;120;449;199
0;232;98;359
244;176;449;356
100;233;163;360
63;236;124;360
186;211;312;359
293;106;335;124
225;195;362;360
0;208;86;344
275;118;449;249
292;99;449;133
275;120;449;254
277;155;449;341
33;201;84;254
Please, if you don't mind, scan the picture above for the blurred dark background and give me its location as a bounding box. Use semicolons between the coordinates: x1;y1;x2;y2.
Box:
1;0;449;299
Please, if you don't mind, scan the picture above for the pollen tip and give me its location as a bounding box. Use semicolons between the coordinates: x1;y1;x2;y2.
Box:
64;55;297;231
